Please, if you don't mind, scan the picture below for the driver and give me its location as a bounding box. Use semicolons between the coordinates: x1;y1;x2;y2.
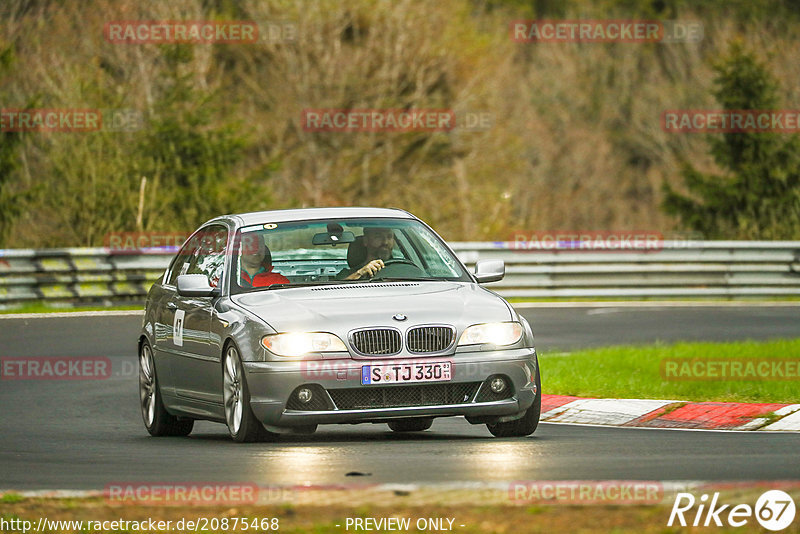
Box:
239;233;290;288
341;226;395;280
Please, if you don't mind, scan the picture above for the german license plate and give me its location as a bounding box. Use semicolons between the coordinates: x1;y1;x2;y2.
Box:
361;361;452;385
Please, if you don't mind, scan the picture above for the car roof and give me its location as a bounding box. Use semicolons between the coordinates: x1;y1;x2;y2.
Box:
208;207;416;227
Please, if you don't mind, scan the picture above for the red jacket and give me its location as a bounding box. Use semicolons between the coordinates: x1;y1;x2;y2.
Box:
240;266;290;287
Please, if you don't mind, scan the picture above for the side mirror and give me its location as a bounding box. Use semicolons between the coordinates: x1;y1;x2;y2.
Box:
176;274;219;297
474;259;505;283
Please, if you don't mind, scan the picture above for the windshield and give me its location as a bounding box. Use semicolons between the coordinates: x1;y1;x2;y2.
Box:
229;217;470;293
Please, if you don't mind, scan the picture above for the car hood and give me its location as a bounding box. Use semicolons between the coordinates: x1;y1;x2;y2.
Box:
230;281;513;334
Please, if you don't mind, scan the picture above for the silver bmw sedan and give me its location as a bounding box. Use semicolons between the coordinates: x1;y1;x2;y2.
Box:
138;207;541;442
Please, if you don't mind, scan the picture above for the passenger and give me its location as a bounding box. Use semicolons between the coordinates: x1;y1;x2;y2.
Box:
239;234;290;288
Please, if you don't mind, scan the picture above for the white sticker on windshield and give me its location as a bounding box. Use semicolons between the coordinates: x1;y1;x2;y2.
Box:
173;309;185;347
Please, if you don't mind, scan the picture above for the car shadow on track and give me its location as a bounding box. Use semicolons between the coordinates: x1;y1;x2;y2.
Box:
184;429;496;444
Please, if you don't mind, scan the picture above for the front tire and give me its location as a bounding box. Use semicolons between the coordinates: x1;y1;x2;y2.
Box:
388;418;433;432
486;366;541;438
139;340;194;437
223;344;277;443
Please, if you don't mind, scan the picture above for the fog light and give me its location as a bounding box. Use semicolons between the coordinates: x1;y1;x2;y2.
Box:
489;377;506;393
297;388;313;403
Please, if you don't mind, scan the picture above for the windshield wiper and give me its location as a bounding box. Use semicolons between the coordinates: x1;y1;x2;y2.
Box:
262;283;292;290
255;278;442;289
262;281;331;290
368;276;441;282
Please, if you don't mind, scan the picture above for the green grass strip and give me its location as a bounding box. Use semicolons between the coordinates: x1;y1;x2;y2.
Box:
0;302;142;314
540;338;800;403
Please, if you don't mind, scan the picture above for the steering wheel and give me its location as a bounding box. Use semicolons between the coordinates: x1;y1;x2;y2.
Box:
381;258;419;267
369;258;424;280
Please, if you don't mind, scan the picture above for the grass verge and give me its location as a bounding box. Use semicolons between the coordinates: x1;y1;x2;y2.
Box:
540;338;800;403
0;302;143;315
2;486;797;534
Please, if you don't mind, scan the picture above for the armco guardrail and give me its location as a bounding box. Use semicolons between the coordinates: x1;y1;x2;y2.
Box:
453;241;800;298
0;248;170;303
1;241;799;304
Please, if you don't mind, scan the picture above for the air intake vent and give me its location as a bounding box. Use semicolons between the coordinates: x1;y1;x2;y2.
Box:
328;382;481;410
406;326;455;353
350;328;402;356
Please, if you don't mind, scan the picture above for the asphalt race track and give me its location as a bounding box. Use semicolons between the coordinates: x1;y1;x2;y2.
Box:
1;305;798;490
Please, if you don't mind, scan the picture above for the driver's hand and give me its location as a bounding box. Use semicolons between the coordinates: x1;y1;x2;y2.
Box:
350;259;384;280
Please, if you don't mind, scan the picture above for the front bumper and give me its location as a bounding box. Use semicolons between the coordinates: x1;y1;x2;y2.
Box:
243;348;538;427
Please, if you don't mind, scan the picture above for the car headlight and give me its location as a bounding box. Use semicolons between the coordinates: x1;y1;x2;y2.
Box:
261;332;347;357
457;322;523;347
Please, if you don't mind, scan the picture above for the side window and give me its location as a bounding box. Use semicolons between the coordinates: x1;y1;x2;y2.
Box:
185;225;228;288
167;238;200;286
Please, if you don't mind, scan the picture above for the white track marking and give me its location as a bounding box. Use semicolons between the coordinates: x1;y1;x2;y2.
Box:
761;405;800;431
512;301;800;308
543;398;676;426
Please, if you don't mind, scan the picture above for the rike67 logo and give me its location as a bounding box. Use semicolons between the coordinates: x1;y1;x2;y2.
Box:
668;490;796;531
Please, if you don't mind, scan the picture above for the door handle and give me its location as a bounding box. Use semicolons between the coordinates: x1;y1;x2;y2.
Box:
166;301;178;310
